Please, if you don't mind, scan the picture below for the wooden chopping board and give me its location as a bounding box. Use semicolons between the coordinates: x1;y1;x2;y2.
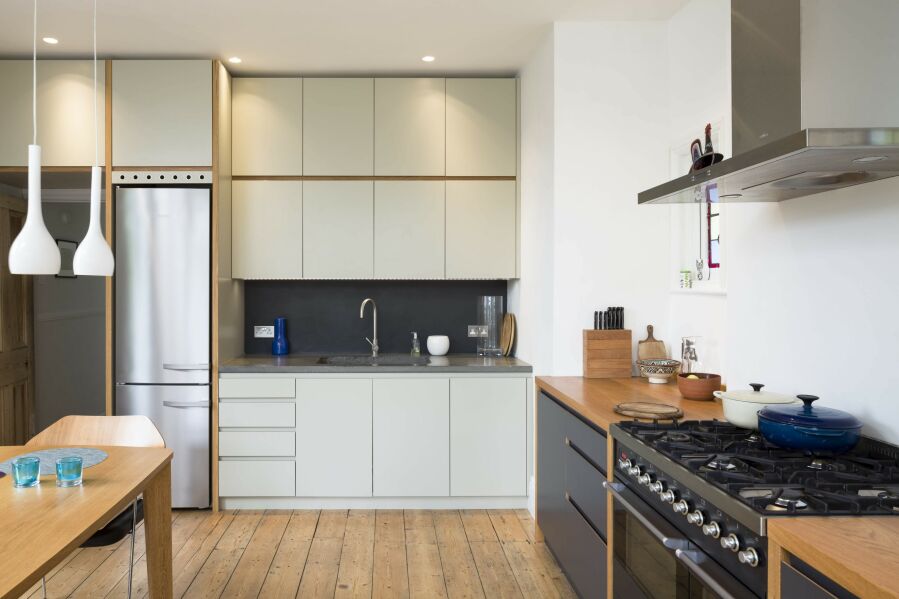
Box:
614;402;683;421
500;313;515;356
637;324;668;360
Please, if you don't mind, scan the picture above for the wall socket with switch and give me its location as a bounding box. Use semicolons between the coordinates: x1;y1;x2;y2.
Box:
254;325;274;338
468;325;488;338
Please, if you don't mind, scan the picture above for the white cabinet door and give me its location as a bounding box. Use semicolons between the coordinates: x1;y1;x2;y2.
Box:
374;78;445;175
219;461;295;497
374;181;444;279
445;180;516;279
232;180;302;279
232;77;302;176
450;377;527;496
303;181;373;278
446;78;516;176
0;60;105;166
373;378;449;496
112;60;212;166
295;379;373;497
303;78;373;175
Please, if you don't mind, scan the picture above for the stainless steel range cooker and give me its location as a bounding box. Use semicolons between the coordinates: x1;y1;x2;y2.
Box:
607;420;899;598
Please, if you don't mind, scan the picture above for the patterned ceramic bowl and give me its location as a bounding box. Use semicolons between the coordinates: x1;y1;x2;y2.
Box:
636;359;681;384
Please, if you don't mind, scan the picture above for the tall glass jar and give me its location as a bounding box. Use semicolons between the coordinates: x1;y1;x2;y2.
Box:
477;296;503;357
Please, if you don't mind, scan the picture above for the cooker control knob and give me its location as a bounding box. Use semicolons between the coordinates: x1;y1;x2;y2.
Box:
702;522;721;538
659;490;676;504
619;458;633;471
720;533;741;552
738;548;759;568
672;500;690;515
649;481;665;494
637;473;653;486
628;465;643;477
686;511;705;526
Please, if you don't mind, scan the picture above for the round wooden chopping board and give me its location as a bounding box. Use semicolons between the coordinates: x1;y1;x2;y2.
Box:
614;402;684;421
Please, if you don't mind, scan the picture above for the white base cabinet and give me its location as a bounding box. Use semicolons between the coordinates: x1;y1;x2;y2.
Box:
295;379;373;497
373;378;449;497
218;373;530;506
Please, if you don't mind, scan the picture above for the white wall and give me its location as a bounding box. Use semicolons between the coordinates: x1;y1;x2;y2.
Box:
549;21;671;375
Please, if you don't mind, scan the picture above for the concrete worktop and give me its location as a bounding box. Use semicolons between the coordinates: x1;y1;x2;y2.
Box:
220;354;533;374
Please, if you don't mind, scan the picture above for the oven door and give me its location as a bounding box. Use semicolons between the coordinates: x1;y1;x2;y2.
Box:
605;481;759;599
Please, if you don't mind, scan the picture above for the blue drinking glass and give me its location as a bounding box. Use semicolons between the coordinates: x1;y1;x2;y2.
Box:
56;456;83;487
272;316;289;356
12;456;40;488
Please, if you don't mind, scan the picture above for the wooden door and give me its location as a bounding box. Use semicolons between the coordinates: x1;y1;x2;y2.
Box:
0;193;34;444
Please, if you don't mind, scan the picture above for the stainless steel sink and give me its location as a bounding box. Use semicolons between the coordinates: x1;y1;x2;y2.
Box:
317;355;431;367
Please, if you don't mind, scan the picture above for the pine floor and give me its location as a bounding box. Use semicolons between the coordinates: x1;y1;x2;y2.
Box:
20;509;577;599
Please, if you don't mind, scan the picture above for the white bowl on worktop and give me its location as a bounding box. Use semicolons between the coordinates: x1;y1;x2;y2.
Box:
427;335;450;356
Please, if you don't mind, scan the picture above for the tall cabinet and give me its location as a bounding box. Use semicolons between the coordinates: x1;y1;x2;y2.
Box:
230;76;518;280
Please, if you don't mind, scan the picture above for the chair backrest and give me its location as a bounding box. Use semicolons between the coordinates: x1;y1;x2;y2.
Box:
27;415;165;448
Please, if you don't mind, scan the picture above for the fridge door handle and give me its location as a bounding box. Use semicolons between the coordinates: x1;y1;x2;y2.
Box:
162;363;210;371
162;400;211;409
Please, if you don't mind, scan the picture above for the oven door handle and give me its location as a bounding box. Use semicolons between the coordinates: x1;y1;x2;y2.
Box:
676;549;758;599
603;481;689;550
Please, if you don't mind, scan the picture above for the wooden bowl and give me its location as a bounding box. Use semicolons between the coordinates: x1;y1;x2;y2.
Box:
677;373;722;401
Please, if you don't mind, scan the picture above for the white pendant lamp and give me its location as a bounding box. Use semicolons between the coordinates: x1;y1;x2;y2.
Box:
9;0;61;275
73;0;114;276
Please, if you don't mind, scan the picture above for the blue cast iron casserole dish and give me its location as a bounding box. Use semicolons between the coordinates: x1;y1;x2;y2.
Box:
757;394;862;453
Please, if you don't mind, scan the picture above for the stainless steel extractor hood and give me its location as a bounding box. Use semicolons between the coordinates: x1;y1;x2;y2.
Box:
639;0;899;205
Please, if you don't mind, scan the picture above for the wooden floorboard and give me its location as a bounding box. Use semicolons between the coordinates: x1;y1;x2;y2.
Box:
22;508;574;599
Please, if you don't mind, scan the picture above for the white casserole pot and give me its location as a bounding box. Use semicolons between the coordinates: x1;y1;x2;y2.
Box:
714;383;799;429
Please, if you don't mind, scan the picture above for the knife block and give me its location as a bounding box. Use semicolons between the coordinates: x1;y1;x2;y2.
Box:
583;329;633;379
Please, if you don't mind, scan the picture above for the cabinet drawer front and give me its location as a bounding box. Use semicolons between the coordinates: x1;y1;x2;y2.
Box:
565;409;607;474
219;460;295;497
219;378;296;399
556;494;608;599
220;402;296;428
219;431;295;457
565;442;608;539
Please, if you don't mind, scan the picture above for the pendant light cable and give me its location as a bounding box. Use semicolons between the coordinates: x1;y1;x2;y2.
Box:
33;0;37;145
93;0;98;167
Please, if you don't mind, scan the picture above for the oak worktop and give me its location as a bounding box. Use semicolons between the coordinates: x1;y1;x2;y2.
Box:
535;375;724;430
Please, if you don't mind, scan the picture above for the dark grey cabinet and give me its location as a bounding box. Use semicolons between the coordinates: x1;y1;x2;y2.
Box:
537;391;608;598
781;560;858;599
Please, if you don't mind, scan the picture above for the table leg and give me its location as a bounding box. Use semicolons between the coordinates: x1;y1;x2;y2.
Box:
144;462;173;599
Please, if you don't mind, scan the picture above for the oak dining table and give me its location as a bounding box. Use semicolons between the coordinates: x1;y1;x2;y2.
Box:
0;445;173;599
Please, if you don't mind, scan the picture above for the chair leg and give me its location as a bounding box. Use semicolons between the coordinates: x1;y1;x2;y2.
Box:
41;576;46;598
127;499;137;599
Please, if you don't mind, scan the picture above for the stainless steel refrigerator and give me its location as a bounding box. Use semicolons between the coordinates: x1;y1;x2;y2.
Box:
114;185;211;508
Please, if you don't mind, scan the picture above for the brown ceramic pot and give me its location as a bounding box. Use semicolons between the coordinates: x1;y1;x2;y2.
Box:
676;373;722;401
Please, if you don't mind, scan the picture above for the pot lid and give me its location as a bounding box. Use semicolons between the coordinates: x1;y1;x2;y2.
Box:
716;383;796;404
758;395;863;430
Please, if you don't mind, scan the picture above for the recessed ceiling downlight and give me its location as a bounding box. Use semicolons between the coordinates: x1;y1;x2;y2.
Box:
421;55;435;63
852;155;888;163
42;36;58;44
227;56;242;64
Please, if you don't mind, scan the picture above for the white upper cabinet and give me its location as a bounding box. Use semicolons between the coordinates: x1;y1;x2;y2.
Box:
112;60;212;166
303;78;373;175
446;180;516;279
0;61;105;167
232;78;302;176
374;78;445;175
374;181;445;279
303;181;374;278
232;180;302;279
446;78;517;176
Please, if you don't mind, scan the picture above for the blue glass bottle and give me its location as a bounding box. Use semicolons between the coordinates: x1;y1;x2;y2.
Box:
272;317;289;356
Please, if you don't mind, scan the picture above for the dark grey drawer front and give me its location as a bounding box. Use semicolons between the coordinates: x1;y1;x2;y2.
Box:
558;494;608;599
537;393;569;551
781;563;838;599
565;410;607;473
565;442;608;540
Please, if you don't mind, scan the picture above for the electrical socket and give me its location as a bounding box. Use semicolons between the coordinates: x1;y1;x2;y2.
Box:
254;325;274;338
468;325;487;338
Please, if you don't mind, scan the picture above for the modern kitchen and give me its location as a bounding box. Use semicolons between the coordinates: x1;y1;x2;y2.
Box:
0;0;897;598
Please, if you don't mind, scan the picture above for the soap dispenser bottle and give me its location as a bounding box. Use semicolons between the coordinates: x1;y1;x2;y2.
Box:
411;331;421;357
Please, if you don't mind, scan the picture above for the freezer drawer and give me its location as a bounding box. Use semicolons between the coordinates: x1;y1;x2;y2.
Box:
116;384;210;508
115;186;210;385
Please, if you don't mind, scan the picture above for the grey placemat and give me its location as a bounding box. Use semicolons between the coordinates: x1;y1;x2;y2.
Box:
0;447;108;475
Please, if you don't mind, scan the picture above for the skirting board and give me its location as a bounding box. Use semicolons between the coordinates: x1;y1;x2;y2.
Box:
220;496;529;510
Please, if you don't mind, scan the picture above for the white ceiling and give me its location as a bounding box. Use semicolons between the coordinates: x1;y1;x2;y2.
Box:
0;0;688;75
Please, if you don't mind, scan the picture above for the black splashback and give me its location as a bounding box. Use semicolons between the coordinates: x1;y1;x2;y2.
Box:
244;280;507;355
